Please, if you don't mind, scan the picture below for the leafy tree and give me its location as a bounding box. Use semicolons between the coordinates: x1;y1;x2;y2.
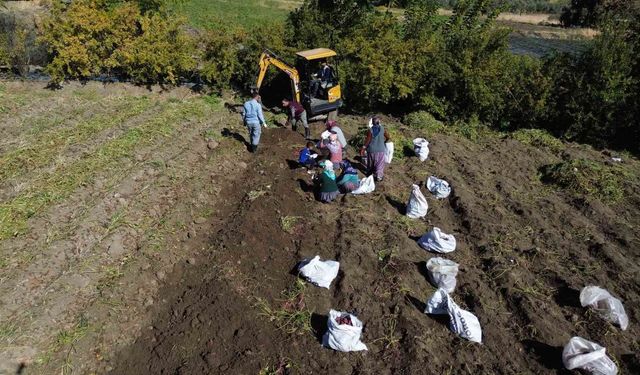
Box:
560;0;600;27
286;0;374;49
40;1;139;82
112;12;195;84
546;7;639;151
339;13;417;108
40;0;194;84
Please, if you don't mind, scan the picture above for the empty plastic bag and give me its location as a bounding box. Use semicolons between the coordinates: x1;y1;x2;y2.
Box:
580;286;628;330
323;310;368;352
418;227;456;253
413;138;430;161
384;142;394;164
298;256;340;289
426;176;451;199
351;175;375;195
562;336;618;375
426;257;459;293
424;288;482;343
406;184;428;219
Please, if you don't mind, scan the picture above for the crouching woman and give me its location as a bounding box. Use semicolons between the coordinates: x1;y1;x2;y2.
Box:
337;161;360;193
315;160;340;203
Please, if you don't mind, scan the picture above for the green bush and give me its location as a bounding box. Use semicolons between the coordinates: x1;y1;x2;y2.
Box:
338;13;419;108
113;13;195;84
540;159;626;202
286;0;551;127
543;8;640;153
198;27;245;91
449;116;496;142
234;21;293;90
403;111;446;136
40;1;139;82
511;129;564;152
40;0;195;84
286;0;373;50
0;32;9;67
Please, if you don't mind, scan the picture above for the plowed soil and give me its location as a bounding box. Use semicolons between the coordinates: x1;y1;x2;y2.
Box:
2;81;639;374
111;123;640;374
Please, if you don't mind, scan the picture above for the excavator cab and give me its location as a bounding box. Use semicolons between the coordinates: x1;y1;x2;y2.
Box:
256;48;342;118
295;48;342;116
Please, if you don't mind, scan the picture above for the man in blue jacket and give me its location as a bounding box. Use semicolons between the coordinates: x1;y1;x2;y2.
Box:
242;93;267;153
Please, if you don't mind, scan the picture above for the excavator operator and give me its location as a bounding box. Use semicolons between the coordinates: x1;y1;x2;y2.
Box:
311;61;333;98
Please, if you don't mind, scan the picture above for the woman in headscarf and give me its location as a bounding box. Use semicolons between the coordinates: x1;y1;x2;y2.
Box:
315;160;340;203
337;160;360;193
360;116;390;182
318;132;343;168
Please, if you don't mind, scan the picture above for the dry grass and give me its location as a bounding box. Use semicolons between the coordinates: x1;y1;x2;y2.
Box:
0;98;208;240
255;279;313;336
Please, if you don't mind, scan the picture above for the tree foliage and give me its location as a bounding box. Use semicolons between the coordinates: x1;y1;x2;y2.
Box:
546;7;640;151
31;0;640;152
40;0;194;84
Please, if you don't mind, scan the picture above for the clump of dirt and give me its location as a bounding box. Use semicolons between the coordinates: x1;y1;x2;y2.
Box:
109;119;640;374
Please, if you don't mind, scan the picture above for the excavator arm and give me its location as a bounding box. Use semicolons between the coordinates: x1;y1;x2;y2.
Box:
256;50;301;102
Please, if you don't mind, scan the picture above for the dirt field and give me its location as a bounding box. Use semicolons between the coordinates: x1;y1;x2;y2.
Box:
1;81;639;374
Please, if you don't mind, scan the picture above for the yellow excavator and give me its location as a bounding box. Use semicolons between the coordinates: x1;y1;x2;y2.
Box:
256;48;342;117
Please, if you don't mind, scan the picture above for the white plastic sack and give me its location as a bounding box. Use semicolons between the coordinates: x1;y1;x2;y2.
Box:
424;287;449;315
321;130;332;140
562;337;618;375
580;286;628;330
426;176;451;199
298;256;340;289
424;289;482;343
323;309;368;352
413;138;430;162
384;142;394;164
406;184;428;219
426;257;459;293
418;227;456;253
351;175;375;195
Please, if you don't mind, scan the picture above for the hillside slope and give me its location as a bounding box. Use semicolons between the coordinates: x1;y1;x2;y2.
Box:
110;119;639;373
0;81;637;374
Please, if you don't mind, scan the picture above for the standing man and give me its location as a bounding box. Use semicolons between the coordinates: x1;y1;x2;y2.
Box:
282;98;309;140
242;93;267;153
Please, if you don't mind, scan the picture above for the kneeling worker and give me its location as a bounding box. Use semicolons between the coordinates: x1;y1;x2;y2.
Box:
282;98;309;140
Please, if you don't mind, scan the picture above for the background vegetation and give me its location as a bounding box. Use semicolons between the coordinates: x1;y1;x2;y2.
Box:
1;0;638;153
417;0;569;13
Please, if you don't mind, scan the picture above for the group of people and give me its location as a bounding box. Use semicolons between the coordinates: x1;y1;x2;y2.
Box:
242;93;390;203
241;93;313;152
298;117;389;203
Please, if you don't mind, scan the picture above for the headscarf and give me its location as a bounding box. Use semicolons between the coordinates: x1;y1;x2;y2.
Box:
371;116;381;137
341;160;358;175
326;120;337;129
320;160;336;180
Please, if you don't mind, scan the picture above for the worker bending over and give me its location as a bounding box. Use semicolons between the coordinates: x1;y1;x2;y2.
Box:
282;98;309;140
